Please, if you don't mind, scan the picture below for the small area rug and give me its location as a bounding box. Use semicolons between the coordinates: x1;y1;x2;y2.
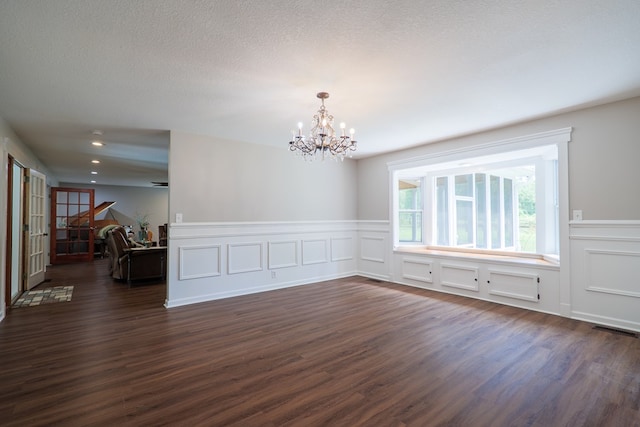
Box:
12;286;74;308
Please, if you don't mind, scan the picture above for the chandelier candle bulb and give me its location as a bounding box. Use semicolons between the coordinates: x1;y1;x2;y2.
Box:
288;91;358;161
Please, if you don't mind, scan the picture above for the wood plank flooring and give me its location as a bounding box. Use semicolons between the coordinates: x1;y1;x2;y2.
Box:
1;259;639;426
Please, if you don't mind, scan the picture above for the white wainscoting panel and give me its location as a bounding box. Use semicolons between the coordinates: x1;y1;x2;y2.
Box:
361;236;385;263
166;221;381;308
570;221;640;332
393;249;560;314
402;257;433;283
488;269;539;302
178;245;221;280
268;240;298;270
441;263;479;291
331;237;353;262
228;242;263;274
302;239;328;265
357;221;390;281
585;249;640;298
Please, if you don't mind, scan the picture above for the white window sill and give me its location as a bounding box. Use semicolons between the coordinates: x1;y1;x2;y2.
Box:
394;245;560;270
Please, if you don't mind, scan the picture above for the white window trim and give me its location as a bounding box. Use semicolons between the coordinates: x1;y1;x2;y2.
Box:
388;127;572;265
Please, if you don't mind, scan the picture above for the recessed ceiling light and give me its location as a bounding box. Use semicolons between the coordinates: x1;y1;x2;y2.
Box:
91;159;100;164
90;180;96;184
91;141;104;147
91;171;98;175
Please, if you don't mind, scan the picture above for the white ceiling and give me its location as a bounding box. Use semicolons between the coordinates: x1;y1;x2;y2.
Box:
1;0;640;187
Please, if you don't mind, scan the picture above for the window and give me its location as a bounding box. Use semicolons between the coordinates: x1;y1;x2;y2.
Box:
390;128;571;258
398;178;422;242
435;172;519;251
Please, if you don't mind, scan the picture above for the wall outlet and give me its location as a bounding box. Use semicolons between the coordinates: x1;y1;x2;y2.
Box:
176;213;183;223
271;271;276;279
572;210;583;221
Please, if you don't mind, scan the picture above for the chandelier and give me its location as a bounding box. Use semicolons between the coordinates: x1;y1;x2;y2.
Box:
289;92;357;161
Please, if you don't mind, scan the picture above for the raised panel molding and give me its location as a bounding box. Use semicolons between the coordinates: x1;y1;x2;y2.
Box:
178;244;221;280
165;220;388;308
361;236;385;263
488;269;539;302
302;239;328;265
585;249;640;298
570;221;640;332
331;237;353;262
402;257;433;283
268;240;298;269
441;263;479;291
228;242;263;274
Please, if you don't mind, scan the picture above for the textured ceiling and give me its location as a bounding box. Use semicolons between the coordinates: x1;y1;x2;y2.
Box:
1;0;640;186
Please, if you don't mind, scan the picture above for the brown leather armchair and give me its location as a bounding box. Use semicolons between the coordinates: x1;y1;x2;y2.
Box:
106;226;167;284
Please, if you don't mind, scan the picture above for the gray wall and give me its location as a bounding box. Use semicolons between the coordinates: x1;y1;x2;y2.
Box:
169;131;358;222
357;96;640;221
0;116;56;185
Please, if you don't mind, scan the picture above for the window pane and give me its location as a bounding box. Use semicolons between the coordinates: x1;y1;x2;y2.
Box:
399;179;420;209
518;175;536;252
436;177;449;245
475;174;487;249
504;178;513;247
490;175;502;249
399;212;422;242
398;179;423;243
456;200;473;246
455;174;473;197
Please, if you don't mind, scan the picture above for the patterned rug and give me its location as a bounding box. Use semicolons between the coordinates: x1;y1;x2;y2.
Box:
12;286;74;308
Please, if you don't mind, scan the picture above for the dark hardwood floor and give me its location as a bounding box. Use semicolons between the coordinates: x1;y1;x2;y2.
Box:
1;259;639;426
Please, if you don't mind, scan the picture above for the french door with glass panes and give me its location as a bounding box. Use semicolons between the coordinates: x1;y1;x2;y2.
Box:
26;169;47;289
50;187;95;264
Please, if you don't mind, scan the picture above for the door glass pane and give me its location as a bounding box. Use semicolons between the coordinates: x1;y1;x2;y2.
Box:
57;191;68;204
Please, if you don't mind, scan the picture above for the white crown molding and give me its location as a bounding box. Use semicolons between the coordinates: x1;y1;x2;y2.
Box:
387;127;573;171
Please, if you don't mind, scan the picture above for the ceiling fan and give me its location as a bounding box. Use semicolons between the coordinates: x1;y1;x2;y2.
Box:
152;181;168;187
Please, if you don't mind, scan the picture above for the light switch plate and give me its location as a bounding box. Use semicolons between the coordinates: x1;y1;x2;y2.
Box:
572;210;583;221
176;213;183;223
